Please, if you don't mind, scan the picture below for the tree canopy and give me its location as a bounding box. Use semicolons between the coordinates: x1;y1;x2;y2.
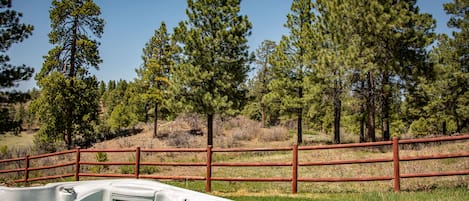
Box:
135;22;176;138
5;0;467;152
0;0;34;134
172;0;252;145
32;0;104;150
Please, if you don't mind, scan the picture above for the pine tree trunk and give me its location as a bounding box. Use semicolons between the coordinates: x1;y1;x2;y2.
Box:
144;103;149;123
65;17;79;150
65;85;73;150
297;86;303;145
70;18;78;78
359;81;365;143
260;63;267;128
366;72;376;142
261;103;265;128
333;86;341;144
360;112;365;143
153;102;158;138
382;73;390;141
65;128;72;150
207;113;214;146
442;121;447;135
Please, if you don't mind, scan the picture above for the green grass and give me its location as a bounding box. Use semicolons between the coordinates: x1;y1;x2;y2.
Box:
224;188;469;201
163;181;469;201
0;132;34;147
1;125;468;198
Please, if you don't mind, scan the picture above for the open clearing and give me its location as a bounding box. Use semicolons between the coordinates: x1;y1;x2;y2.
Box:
1;121;468;198
221;187;469;201
0;132;34;148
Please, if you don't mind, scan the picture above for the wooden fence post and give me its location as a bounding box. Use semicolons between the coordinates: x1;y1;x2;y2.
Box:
136;147;141;179
292;144;298;194
206;145;212;192
393;137;400;192
75;147;81;181
24;155;29;185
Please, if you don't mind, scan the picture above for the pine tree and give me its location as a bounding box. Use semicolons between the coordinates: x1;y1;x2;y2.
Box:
340;0;435;141
108;81;139;132
0;0;34;134
136;22;176;138
32;0;104;150
247;40;276;128
172;0;252;146
98;80;106;98
0;0;34;88
268;0;315;144
378;0;435;140
310;0;361;144
441;0;468;133
420;0;468;134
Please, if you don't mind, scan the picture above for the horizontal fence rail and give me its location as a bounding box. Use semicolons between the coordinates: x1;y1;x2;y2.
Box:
0;134;468;193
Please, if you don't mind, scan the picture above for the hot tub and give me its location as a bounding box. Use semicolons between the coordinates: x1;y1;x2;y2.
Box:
0;179;231;201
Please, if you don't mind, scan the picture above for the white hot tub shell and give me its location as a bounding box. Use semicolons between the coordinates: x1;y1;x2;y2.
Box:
0;179;232;201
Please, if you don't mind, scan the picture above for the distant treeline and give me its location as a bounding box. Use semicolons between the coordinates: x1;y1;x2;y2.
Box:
1;0;467;151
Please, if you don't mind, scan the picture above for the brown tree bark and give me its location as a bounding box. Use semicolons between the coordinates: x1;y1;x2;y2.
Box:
297;86;303;145
153;102;158;138
207;113;214;146
366;72;376;142
333;81;341;144
382;72;390;141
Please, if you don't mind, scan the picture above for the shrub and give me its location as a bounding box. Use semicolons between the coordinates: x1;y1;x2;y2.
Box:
259;126;288;142
229;116;259;141
215;136;241;148
120;165;134;174
140;166;160;174
0;145;8;158
120;165;160;175
91;152;108;173
167;131;190;148
175;113;203;130
409;117;456;136
232;128;255;141
118;154;160;175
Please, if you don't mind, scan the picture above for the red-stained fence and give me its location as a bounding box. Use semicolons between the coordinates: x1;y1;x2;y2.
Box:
1;135;468;193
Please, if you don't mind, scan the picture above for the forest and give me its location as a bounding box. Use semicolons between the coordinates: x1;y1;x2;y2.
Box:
0;0;468;152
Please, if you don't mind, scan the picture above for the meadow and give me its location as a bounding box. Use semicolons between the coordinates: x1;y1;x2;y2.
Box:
1;117;468;200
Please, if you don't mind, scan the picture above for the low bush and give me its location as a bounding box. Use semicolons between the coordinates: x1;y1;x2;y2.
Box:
167;131;190;148
120;165;160;175
259;126;288;142
140;166;160;174
90;152;108;173
232;128;255;141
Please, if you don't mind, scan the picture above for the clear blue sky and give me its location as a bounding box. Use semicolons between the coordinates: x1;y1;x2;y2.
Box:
8;0;453;91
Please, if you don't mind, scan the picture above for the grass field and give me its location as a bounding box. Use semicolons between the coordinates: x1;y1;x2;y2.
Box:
0;132;34;147
222;187;469;201
1;118;468;197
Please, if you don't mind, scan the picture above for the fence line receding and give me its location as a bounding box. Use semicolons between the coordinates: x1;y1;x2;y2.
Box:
1;135;468;193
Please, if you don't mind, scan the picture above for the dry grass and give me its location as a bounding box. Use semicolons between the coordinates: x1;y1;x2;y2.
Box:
0;132;34;147
1;115;468;194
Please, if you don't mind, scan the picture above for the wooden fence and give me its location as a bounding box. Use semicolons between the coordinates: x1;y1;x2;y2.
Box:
1;135;469;193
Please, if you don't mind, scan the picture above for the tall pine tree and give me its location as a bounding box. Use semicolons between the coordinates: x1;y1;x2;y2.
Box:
0;0;34;134
419;0;468;134
268;0;315;144
310;0;361;144
0;0;34;88
248;40;276;128
32;0;104;150
136;22;176;138
341;0;434;141
172;0;252;146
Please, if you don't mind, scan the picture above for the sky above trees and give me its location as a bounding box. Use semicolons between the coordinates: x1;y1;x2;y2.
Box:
8;0;452;91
